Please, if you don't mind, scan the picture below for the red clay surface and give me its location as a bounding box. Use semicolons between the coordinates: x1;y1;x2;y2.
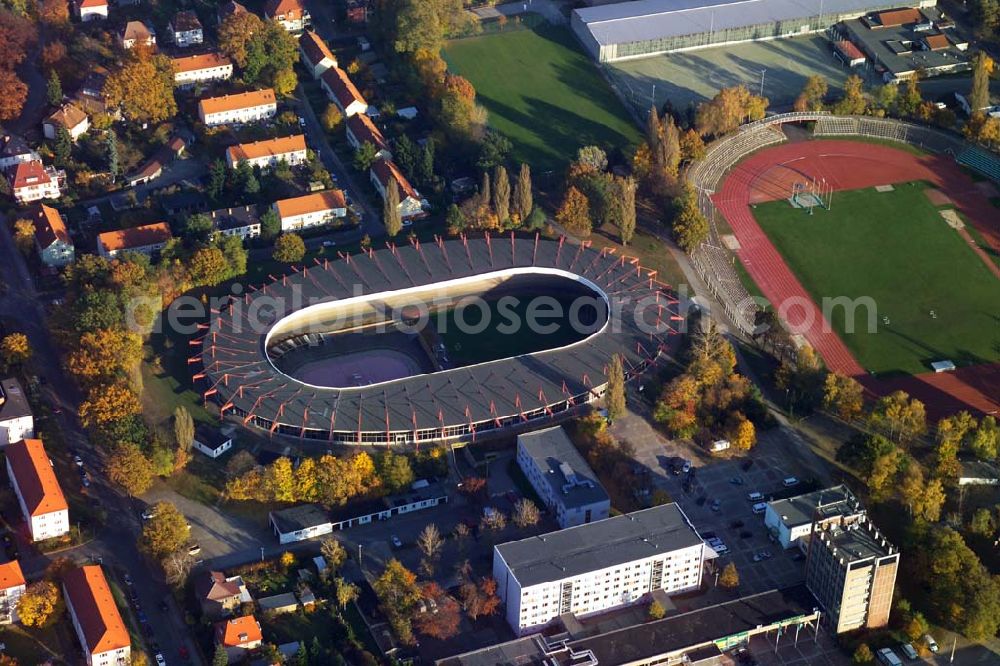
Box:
713;138;1000;417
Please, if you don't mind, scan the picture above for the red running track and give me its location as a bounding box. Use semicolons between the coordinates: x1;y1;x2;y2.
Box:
713;139;1000;417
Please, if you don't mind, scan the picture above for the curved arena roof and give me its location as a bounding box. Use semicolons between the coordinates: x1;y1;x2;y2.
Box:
195;235;680;444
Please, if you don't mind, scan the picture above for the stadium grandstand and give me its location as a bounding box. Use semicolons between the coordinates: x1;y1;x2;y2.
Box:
571;0;937;62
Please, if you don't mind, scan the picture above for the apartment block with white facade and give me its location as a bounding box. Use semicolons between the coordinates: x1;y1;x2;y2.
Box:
273;190;346;231
0;561;25;624
198;89;277;127
0;378;33;446
493;503;706;635
64;566;131;666
5;438;69;542
226;135;307;170
173;53;233;88
516;426;609;529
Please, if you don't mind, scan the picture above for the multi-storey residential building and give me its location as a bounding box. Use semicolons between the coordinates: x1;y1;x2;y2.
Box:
30;204;75;267
345;113;389;158
208;205;261;240
0;378;33;446
63;566;131;666
226;135;307;170
173;53;234;88
97;222;173;259
198;89;277;127
0;134;39;171
169;10;203;47
493;503;706;635
273;190;347;231
370;157;427;220
765;485;866;550
0;561;25;624
320;67;367;117
299;31;337;78
805;517;899;634
6;438;69;542
516;426;610;529
43;103;90;141
265;0;310;32
8;161;61;204
215;615;263;661
75;0;108;21
120;21;156;50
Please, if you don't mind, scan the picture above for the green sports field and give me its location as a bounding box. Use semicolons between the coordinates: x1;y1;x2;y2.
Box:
444;25;641;170
752;182;1000;376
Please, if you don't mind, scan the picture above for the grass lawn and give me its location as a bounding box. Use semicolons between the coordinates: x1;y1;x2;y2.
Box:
752;182;1000;376
444;25;641;170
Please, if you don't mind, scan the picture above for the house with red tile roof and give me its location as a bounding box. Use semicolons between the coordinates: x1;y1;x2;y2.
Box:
172;52;233;88
29;204;74;267
370;157;427;220
75;0;107;21
5;439;69;542
198;89;277;127
265;0;310;32
97;222;173;259
63;566;130;666
345;113;389;158
7;161;62;204
320;67;368;117
0;560;25;624
195;570;252;618
226;135;307;170
299;31;337;78
273;190;347;231
215;614;263;661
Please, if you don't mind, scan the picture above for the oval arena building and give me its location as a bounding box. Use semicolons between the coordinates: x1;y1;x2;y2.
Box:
195;235;681;445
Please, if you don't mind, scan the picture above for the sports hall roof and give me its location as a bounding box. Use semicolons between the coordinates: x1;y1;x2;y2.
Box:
574;0;901;46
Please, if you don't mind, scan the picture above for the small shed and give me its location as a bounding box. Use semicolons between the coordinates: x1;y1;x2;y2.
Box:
258;592;299;615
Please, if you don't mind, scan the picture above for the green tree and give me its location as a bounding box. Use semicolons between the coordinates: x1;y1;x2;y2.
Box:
273;233;305;263
105;131;119;181
376;450;414;493
260;208;281;240
615;175;637;245
383;180;403;237
476;130;510;170
53;126;72;166
833;75;867;116
416;138;434;186
219;234;248;278
243;20;299;85
492;164;510;224
969;416;998;461
46;70;62;107
353;141;379;171
512;163;533;225
793;75;828;112
207;160;227;201
212;644;229;666
852;643;874;664
969;508;996;537
173;406;194;451
605;354;626;421
140;502;189;560
671;183;709;252
970;53;993;113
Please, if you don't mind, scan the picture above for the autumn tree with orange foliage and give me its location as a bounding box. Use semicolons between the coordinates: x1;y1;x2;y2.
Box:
66;329;143;387
695;85;768;137
0;70;27;122
413;583;461;639
104;51;177;124
555;186;591;237
79;382;142;428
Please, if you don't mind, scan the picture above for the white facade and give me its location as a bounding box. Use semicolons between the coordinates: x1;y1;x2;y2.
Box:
0;415;33;446
6;457;69;542
77;2;108;21
171;26;203;48
494;538;704;635
0;575;25;624
226;146;307;170
12;170;61;204
200;98;277;127
64;590;130;666
174;62;233;88
0;151;38;172
193;436;233;459
277;206;345;231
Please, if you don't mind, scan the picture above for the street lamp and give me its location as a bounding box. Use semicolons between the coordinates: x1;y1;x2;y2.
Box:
759;69;767;98
259;546;264;562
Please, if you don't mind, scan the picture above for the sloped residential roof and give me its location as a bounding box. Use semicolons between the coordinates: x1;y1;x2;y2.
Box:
227;135;306;163
216;615;263;647
274;190;346;219
266;0;305;18
9;161;52;190
209;205;259;232
6;439;68;517
320;67;366;110
0;561;25;591
299;31;336;67
199;89;276;116
45;104;89;131
371;157;419;200
923;33;950;50
78;0;107;7
171;10;202;31
346;113;387;152
1;134;33;158
98;222;172;253
63;566;130;655
196;571;242;601
122;20;154;42
873;7;922;26
30;204;70;250
172;52;232;74
835;40;865;61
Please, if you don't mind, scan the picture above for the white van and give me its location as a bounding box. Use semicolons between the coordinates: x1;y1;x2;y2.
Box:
747;492;764;502
752;502;767;514
782;477;799;487
877;647;902;666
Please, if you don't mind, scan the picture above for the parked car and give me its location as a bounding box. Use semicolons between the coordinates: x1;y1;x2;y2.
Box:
391;535;403;549
73;455;83;467
747;492;764;502
681;460;692;474
155;654;166;666
729;476;744;485
187;544;201;556
141;507;156;521
782;477;799;488
710;499;721;512
123;574;133;586
899;643;918;660
923;634;939;653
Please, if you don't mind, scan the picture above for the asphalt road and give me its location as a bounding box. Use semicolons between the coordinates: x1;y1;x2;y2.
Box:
0;217;204;665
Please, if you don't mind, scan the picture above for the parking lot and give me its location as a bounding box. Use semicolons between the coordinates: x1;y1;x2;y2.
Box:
620;421;819;599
